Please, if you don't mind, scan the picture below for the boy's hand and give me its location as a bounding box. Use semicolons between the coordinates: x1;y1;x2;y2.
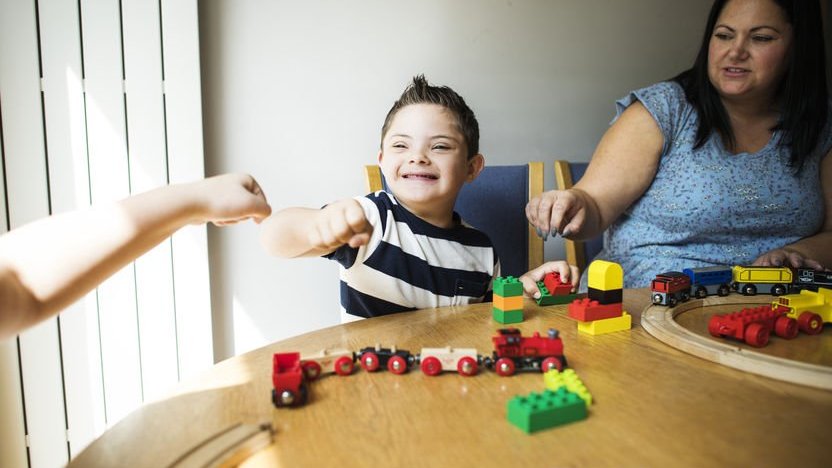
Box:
526;189;587;241
519;261;580;299
312;199;373;250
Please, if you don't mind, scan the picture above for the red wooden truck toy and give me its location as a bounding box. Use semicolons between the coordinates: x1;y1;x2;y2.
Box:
272;352;309;407
707;305;798;348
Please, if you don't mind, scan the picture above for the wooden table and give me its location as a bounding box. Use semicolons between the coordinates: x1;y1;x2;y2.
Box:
70;289;832;467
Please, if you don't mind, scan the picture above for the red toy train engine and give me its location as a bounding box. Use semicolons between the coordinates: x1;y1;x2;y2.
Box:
486;328;567;376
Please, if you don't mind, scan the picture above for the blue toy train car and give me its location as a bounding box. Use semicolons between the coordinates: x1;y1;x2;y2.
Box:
683;266;732;298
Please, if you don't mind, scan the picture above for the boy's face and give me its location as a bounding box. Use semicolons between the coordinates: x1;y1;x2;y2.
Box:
378;104;483;226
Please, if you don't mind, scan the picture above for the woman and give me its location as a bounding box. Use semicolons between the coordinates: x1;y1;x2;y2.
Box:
527;0;832;288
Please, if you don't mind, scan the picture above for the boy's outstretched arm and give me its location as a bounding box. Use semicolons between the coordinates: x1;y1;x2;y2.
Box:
260;198;373;258
519;261;580;299
0;173;271;340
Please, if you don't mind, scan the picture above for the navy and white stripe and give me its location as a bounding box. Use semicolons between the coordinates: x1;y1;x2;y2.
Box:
326;191;499;320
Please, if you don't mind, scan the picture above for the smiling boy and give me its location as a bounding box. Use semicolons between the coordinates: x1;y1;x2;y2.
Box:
261;75;498;321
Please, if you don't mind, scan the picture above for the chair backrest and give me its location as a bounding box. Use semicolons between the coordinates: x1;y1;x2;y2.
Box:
364;163;544;277
554;160;604;273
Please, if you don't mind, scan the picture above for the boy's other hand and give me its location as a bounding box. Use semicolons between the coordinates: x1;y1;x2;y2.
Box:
313;199;373;250
519;261;580;299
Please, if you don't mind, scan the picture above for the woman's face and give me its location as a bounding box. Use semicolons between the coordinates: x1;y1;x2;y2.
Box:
707;0;793;105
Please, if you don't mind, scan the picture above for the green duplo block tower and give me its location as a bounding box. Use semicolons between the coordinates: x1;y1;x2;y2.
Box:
507;388;588;433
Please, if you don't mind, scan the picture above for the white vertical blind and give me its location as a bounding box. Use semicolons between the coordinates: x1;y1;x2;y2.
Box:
0;0;210;466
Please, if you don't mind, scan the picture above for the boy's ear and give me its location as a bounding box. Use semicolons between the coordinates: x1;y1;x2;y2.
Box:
466;153;485;182
377;150;384;164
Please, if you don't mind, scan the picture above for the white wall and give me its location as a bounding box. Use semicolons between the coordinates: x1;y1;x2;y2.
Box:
199;0;712;359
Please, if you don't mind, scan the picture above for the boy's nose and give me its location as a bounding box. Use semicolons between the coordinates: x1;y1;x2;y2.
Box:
409;150;430;164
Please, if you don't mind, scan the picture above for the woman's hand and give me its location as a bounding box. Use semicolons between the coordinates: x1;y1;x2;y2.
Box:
752;247;824;270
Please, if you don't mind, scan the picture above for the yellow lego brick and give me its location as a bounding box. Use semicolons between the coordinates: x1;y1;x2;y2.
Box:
587;260;624;291
577;311;631;335
493;294;524;311
543;369;592;406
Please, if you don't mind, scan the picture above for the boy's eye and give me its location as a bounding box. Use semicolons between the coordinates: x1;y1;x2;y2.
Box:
432;144;451;151
392;143;407;149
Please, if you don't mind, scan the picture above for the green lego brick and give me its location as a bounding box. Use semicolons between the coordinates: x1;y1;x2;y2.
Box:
536;281;578;306
543;369;592;406
507;388;588;433
492;307;523;324
493;276;523;297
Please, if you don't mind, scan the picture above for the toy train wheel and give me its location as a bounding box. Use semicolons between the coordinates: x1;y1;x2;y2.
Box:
421;356;442;376
694;287;708;299
771;284;787;296
457;356;478;376
744;323;770;347
707;317;723;337
717;285;730;297
495;357;516;377
680;292;691;302
297;382;309;406
360;352;380;372
668;296;678;307
301;361;322;381
742;284;757;296
273;388;296;407
774;316;798;339
798;312;823;335
541;357;563;373
388;355;409;375
334;356;355;376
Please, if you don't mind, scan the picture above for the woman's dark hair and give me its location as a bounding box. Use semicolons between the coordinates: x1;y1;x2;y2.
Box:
673;0;827;171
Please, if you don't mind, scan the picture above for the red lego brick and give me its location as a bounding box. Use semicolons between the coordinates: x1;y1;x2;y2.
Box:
543;272;573;296
568;297;623;322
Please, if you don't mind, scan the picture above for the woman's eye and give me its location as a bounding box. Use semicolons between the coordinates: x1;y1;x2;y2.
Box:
714;32;732;41
752;35;774;42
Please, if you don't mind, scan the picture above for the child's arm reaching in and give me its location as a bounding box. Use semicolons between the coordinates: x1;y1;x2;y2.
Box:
519;261;580;299
260;198;374;258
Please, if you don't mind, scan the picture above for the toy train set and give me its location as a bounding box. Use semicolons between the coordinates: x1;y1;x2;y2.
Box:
649;265;831;348
650;266;832;307
272;328;567;407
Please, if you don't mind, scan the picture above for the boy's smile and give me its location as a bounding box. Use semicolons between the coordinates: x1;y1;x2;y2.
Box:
378;103;483;228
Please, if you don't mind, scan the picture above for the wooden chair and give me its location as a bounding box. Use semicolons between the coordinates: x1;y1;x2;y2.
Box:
364;163;544;277
554;160;604;273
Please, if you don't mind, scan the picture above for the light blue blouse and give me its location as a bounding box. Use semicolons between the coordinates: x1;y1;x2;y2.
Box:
580;81;831;290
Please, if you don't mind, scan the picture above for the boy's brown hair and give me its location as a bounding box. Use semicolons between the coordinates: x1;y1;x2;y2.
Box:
380;74;480;159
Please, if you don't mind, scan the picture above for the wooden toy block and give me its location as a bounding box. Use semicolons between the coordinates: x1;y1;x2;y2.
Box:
577;312;632;335
493;294;523;311
587;260;624;291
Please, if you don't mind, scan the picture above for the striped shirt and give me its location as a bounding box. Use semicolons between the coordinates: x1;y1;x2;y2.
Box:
326;191;499;321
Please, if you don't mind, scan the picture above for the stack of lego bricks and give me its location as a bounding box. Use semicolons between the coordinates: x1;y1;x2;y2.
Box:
493;276;524;324
568;260;632;335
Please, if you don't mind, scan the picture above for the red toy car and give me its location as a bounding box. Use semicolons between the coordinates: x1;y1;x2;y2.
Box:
707;305;798;347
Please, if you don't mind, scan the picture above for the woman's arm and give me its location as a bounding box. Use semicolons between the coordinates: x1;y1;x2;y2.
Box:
0;173;271;339
527;102;664;240
753;149;832;269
